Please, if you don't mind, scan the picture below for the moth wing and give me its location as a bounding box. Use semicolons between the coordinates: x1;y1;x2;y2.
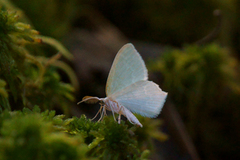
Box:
106;43;148;96
111;80;167;118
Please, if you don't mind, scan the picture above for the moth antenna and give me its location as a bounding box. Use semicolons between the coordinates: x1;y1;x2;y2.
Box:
77;96;100;105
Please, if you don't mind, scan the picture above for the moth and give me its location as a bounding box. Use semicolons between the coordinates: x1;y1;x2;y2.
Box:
78;43;167;127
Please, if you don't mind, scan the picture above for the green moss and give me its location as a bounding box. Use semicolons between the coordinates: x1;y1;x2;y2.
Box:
0;107;167;160
68;115;100;144
8;0;79;39
0;8;76;112
150;44;238;108
94;117;138;160
150;43;240;159
0;107;90;160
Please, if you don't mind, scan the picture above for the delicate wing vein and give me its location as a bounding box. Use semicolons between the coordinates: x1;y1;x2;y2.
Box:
110;80;168;118
106;43;148;96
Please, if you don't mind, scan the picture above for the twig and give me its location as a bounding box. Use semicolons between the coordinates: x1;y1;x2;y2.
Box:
195;9;222;45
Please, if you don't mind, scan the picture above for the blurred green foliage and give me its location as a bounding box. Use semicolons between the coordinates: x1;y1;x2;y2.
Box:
150;43;240;159
8;0;79;39
0;7;77;112
0;79;10;111
133;115;168;151
0;79;7;98
0;106;167;160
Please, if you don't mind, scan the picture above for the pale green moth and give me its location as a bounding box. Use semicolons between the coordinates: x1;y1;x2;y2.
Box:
78;43;168;127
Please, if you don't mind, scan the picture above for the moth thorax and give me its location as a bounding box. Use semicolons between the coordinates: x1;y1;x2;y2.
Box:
82;96;99;104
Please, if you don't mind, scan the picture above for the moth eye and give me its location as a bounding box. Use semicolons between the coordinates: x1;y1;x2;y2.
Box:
82;96;99;104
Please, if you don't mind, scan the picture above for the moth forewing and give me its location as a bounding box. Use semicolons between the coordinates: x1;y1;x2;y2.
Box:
106;43;148;96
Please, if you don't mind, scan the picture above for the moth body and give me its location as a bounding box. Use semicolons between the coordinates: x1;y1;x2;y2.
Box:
104;97;143;127
78;96;143;127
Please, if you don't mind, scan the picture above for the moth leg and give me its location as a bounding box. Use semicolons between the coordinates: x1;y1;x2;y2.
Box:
104;106;107;116
118;114;121;124
109;105;117;122
91;105;103;121
118;106;124;124
98;105;106;122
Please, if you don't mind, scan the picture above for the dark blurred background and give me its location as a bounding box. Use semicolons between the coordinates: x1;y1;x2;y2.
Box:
3;0;240;160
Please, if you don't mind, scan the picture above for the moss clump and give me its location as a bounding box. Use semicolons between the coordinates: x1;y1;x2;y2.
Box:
150;43;240;159
0;107;90;160
0;107;167;160
0;8;76;112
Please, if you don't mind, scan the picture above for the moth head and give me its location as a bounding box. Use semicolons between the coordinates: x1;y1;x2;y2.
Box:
77;96;103;105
